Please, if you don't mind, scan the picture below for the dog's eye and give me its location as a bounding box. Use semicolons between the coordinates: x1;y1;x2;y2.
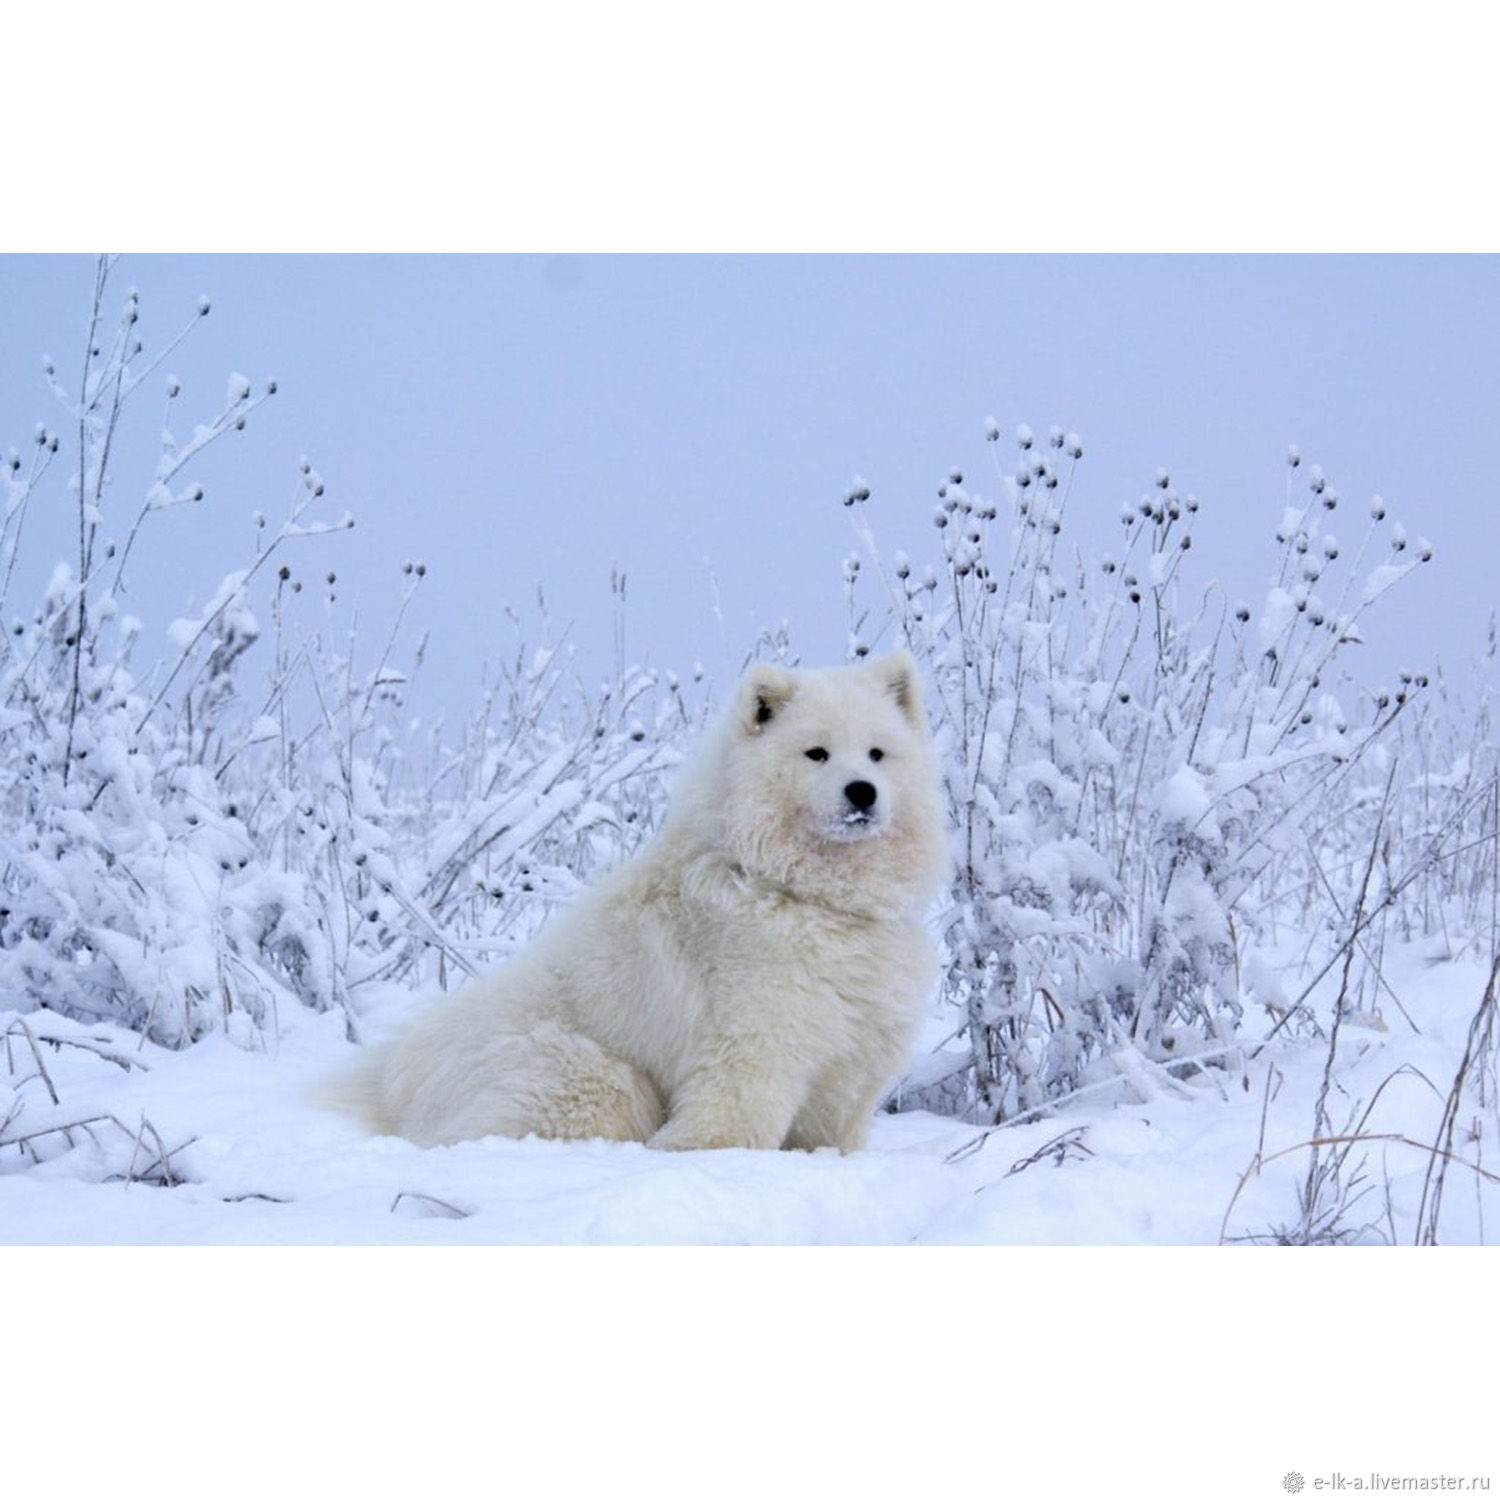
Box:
869;748;885;763
805;747;829;763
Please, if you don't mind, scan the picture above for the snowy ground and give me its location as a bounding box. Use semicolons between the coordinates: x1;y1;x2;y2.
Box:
2;944;1494;1245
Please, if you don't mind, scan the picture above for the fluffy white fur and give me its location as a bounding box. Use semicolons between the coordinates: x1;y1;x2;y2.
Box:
334;651;947;1152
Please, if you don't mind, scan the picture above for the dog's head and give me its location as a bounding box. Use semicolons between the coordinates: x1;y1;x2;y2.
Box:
711;651;947;913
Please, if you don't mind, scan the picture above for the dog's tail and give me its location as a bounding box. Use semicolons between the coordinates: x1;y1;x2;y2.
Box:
310;1045;391;1134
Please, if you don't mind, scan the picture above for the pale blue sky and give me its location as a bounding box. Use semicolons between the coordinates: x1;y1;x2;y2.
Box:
3;255;1496;721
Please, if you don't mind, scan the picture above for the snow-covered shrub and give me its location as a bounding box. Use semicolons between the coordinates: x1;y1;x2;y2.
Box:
0;269;327;1044
0;260;696;1048
285;590;695;1011
847;429;1459;1124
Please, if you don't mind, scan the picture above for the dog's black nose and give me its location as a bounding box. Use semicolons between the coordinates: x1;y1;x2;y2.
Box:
844;780;877;811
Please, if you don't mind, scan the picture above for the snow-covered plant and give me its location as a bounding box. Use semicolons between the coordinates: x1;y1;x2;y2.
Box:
0;264;358;1043
297;589;695;1010
847;427;1454;1124
0;259;698;1049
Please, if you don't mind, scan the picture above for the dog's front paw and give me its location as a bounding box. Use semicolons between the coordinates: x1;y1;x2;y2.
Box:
649;1120;723;1152
649;1117;766;1152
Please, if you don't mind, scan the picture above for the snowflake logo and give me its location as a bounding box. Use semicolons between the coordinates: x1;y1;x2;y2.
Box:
1283;1474;1305;1495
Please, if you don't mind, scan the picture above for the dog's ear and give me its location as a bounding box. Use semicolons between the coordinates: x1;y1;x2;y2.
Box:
737;662;797;734
870;650;924;727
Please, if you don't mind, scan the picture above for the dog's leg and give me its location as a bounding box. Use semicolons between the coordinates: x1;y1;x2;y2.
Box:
648;1051;810;1151
784;1067;890;1153
829;1072;895;1152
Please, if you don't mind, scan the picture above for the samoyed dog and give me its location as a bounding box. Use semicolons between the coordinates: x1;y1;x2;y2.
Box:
336;651;947;1152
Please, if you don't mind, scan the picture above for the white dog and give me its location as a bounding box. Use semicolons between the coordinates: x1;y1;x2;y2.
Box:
335;651;947;1152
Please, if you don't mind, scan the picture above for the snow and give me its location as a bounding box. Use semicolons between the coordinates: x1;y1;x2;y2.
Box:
3;945;1493;1244
1155;764;1213;828
44;559;71;603
1259;584;1298;648
167;568;252;651
1363;560;1414;604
